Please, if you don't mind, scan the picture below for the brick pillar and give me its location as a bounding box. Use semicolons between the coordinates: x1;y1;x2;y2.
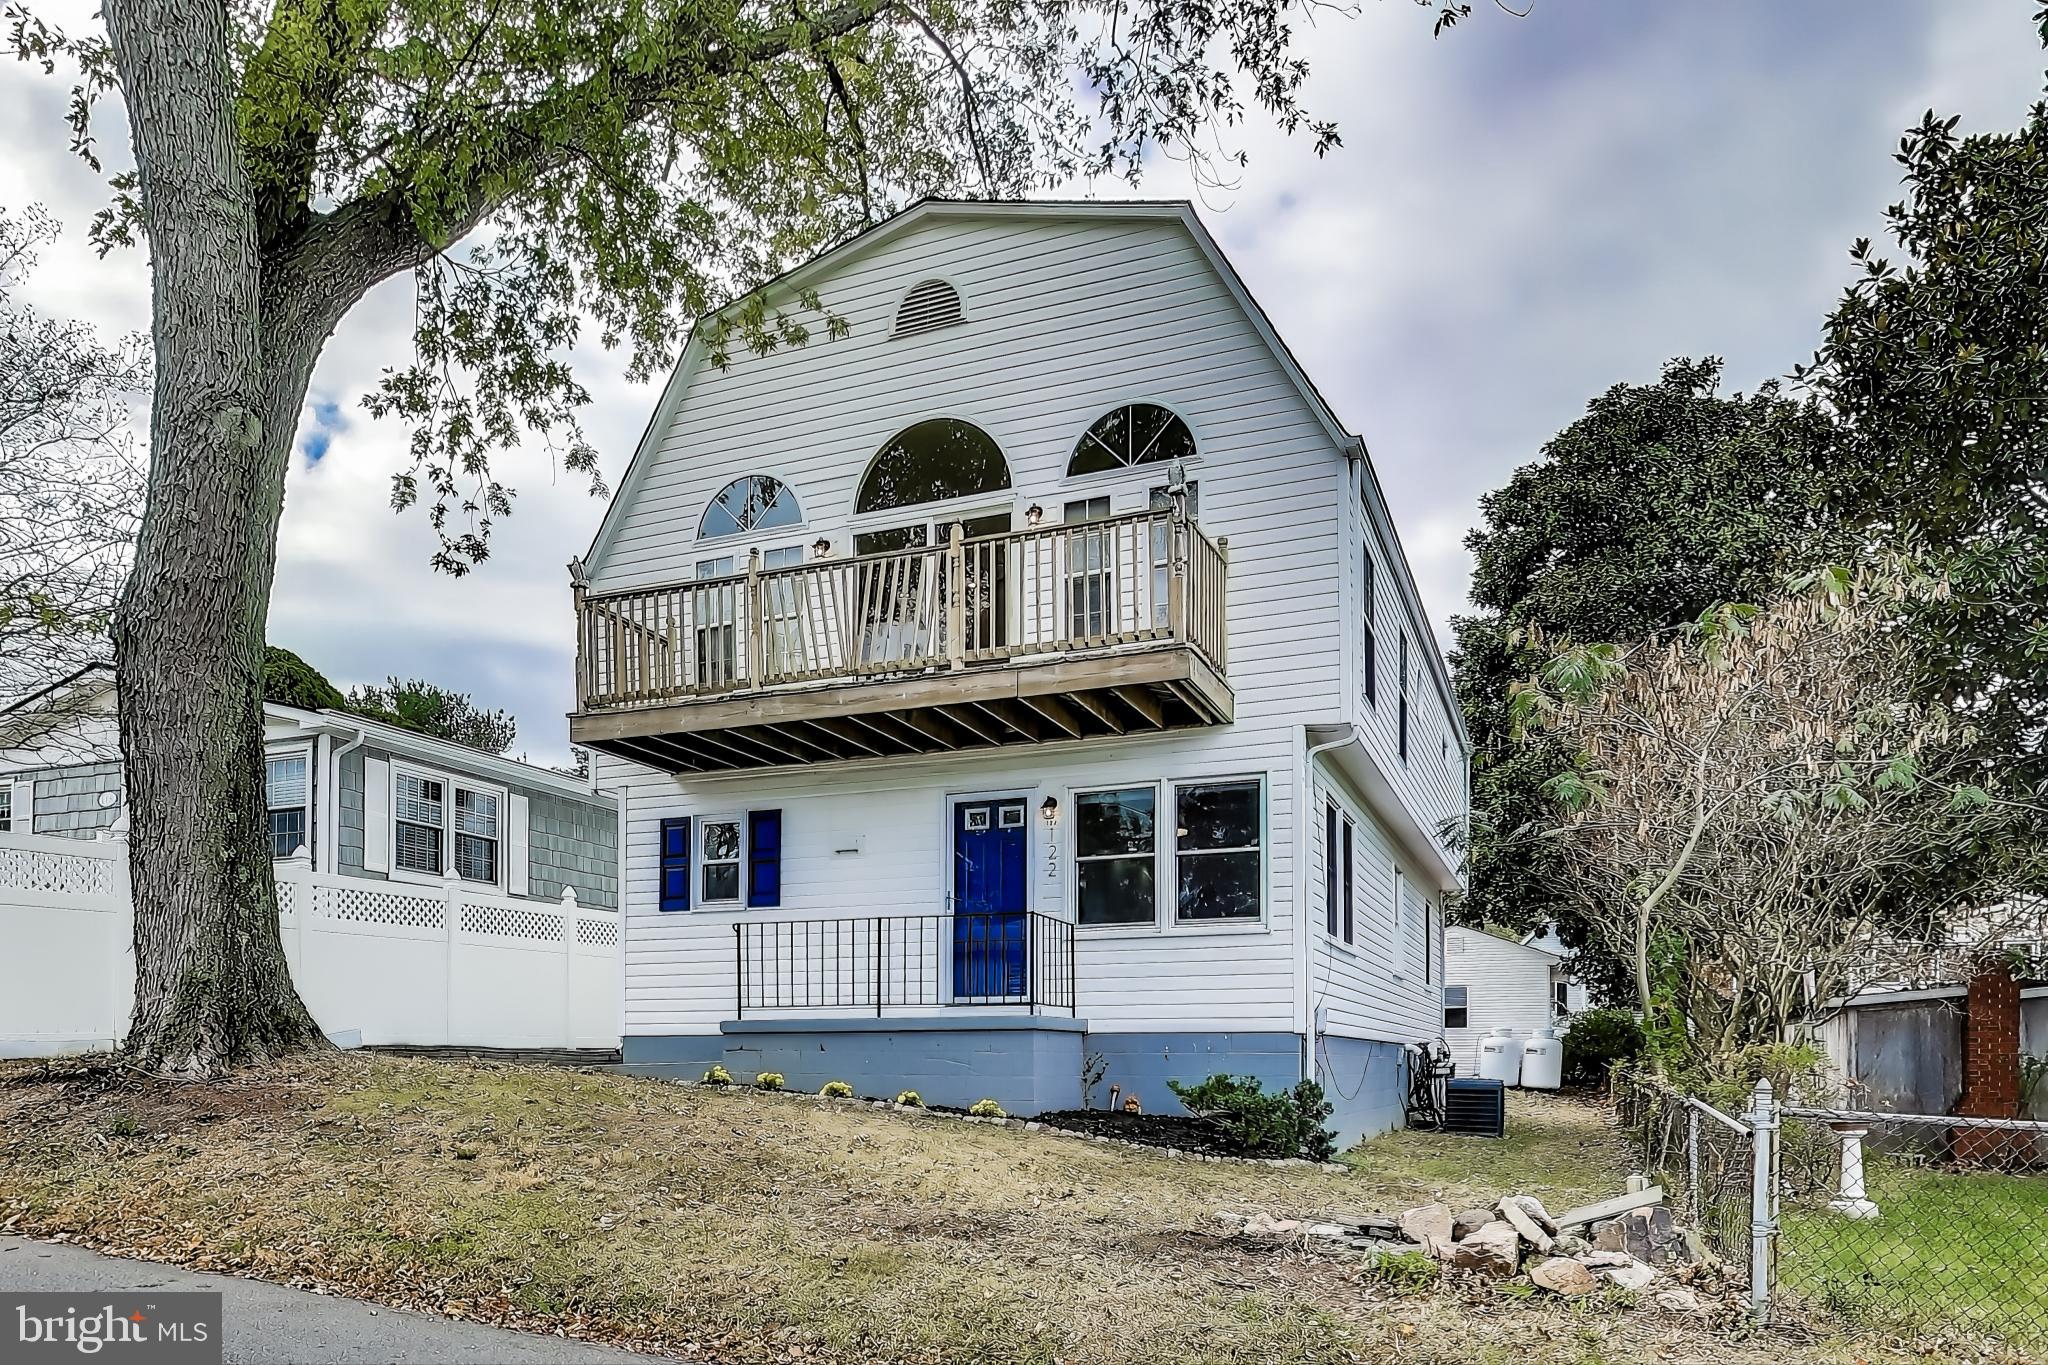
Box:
1954;958;2021;1163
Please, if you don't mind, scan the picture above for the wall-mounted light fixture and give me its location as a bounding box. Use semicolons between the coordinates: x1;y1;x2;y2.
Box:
812;537;832;559
1039;795;1059;825
1025;504;1044;528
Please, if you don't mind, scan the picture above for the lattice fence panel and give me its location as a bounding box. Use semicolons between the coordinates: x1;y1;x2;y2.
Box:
461;901;564;944
324;884;444;931
0;844;117;897
575;916;621;948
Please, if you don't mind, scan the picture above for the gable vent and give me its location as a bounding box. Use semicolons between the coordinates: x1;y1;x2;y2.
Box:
893;279;964;338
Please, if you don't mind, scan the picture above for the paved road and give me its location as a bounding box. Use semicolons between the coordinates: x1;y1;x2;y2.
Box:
0;1237;653;1363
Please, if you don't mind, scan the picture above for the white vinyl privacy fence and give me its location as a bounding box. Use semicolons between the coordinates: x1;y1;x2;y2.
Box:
0;829;620;1057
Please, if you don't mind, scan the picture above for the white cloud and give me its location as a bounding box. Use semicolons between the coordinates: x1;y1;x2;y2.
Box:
1;2;2042;761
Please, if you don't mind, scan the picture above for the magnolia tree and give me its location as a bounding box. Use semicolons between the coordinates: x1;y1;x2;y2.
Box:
7;0;1491;1073
1510;563;2038;1056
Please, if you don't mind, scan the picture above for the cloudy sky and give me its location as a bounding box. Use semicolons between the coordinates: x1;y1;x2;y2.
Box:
1;3;2041;767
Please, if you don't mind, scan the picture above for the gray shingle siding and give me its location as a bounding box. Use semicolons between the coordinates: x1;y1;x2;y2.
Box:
335;741;615;908
13;761;125;839
526;789;618;910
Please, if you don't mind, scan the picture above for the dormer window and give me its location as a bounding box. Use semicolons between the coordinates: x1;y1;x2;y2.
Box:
893;279;964;338
1068;403;1196;477
699;475;802;540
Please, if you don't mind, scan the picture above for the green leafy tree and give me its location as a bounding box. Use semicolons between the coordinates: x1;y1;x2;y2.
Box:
259;644;344;710
1451;358;1841;997
7;0;1477;1073
1798;48;2048;798
345;677;516;754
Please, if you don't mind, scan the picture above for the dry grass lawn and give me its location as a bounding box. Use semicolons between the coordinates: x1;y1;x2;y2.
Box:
0;1054;2017;1364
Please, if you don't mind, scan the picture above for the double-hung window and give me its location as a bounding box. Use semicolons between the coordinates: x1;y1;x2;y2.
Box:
1063;497;1113;639
0;783;13;833
265;748;310;859
1076;787;1156;927
1362;545;1378;706
698;815;743;905
393;767;504;886
1443;985;1469;1031
394;771;446;876
1322;801;1354;943
1398;630;1410;763
1173;779;1262;923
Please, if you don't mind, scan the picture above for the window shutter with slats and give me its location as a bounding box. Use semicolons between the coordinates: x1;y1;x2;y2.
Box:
659;818;691;912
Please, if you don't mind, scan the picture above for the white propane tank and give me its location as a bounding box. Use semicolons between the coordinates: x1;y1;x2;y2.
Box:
1477;1028;1522;1086
1520;1026;1564;1090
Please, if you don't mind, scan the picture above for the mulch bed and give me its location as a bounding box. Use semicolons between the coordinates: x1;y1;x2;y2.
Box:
1033;1108;1255;1159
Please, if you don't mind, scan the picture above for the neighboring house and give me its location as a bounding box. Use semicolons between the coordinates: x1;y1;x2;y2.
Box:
0;663;618;908
1441;926;1584;1075
572;199;1469;1142
0;663;624;1057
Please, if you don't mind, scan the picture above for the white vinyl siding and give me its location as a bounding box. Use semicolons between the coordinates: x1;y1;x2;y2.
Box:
1441;927;1565;1073
589;211;1450;1048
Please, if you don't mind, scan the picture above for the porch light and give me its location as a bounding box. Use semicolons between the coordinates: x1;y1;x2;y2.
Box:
1025;503;1044;527
1039;795;1059;825
812;537;832;559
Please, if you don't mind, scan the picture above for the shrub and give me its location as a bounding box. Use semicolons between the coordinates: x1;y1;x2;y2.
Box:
1560;1009;1645;1088
1166;1074;1337;1160
701;1064;734;1086
754;1072;785;1091
969;1098;1006;1119
1370;1249;1438;1290
820;1080;855;1099
894;1090;924;1108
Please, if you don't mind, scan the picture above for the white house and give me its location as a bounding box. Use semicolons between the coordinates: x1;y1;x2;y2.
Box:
573;200;1469;1142
0;664;622;1056
1441;926;1586;1075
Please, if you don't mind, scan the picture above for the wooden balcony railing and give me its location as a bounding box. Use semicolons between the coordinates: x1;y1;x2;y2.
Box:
575;504;1227;712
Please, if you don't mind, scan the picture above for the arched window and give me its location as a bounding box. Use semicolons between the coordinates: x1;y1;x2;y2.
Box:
698;475;802;540
856;419;1011;514
894;279;964;338
1067;403;1197;477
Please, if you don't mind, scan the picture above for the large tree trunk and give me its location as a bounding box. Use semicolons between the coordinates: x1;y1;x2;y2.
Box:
105;0;326;1073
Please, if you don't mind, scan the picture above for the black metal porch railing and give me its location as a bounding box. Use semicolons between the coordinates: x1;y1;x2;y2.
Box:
733;911;1076;1017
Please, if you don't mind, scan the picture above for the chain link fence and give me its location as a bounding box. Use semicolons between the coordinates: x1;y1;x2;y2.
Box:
1774;1105;2048;1346
1619;1074;2048;1349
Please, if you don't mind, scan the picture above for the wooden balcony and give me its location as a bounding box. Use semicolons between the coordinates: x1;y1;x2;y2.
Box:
569;504;1231;772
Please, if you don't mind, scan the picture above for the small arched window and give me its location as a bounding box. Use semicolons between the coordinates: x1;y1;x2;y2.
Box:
699;475;802;540
857;419;1011;514
893;279;964;338
1068;403;1197;477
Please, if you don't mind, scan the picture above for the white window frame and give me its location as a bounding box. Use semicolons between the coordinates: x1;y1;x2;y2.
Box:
696;812;745;907
1169;775;1268;929
0;781;13;833
264;741;314;863
387;761;508;890
1443;984;1470;1031
1070;781;1162;932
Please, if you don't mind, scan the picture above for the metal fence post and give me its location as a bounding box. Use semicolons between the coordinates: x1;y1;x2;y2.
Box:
1747;1078;1778;1324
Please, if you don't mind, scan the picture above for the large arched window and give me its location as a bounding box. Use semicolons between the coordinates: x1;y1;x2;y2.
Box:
698;475;802;539
1067;403;1196;477
856;419;1011;514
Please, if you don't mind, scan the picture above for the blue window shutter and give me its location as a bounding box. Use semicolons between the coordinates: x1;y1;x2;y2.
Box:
747;809;782;908
659;818;691;912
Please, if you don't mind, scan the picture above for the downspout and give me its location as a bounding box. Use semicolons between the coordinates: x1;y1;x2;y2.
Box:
1299;728;1356;1086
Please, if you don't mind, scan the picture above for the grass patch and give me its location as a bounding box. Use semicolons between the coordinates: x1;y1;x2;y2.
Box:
0;1057;1931;1364
1780;1156;2048;1346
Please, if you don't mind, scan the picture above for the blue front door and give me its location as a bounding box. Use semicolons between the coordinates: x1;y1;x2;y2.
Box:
953;798;1028;1000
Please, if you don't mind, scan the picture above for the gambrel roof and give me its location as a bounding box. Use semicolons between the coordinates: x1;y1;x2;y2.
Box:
579;198;1467;750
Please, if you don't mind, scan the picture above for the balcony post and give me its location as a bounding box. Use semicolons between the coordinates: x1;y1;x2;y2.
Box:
744;548;765;685
946;522;967;669
569;570;588;707
1167;491;1189;639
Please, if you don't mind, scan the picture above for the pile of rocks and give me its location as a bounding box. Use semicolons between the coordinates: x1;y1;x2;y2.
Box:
1219;1185;1715;1313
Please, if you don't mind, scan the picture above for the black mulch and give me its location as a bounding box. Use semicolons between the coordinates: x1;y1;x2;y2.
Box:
1032;1108;1255;1158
